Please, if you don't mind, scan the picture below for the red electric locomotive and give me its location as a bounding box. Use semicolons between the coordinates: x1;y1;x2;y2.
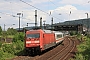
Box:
25;29;56;55
24;29;64;55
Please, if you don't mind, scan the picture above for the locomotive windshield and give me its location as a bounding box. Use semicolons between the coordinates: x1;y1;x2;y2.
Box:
26;33;40;38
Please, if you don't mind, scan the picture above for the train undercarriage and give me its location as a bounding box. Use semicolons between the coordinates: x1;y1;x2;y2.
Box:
25;46;41;55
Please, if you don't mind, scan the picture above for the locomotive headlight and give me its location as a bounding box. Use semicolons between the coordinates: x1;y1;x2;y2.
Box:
35;40;40;43
26;41;31;43
26;40;40;44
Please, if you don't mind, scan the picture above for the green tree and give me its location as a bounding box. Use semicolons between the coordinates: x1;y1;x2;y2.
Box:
7;28;17;35
13;32;24;42
75;36;90;60
0;26;2;35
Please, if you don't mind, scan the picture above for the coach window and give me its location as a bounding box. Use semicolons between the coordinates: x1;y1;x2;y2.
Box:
57;35;62;39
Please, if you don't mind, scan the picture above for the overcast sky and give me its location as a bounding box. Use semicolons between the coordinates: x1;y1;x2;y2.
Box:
0;0;90;30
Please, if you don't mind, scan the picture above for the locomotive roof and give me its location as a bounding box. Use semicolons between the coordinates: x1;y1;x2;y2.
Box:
43;29;63;34
54;31;63;34
26;29;63;34
43;30;53;33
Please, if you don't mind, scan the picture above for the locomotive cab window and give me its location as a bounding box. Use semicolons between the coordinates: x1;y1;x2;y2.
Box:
26;33;40;38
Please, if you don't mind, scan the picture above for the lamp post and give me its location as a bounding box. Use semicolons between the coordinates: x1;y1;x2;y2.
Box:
85;13;89;33
40;17;42;29
51;17;53;30
4;24;15;31
35;10;37;27
43;21;46;29
4;24;6;31
85;13;88;18
17;13;21;32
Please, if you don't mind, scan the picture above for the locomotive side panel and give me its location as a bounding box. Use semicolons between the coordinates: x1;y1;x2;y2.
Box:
43;33;56;50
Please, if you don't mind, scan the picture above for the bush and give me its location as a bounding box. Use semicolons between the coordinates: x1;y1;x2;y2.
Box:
13;32;24;42
70;31;78;36
75;36;90;60
7;28;17;35
0;46;15;60
14;40;24;51
0;40;24;60
75;53;85;60
0;42;2;48
2;44;15;54
0;32;25;60
0;50;4;59
13;40;24;55
2;52;14;60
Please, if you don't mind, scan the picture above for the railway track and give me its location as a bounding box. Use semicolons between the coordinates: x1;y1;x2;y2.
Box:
34;36;75;60
12;36;79;60
47;38;75;60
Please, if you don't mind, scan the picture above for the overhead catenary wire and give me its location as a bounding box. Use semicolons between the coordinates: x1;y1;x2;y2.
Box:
3;0;53;21
1;0;62;22
20;0;49;15
49;0;59;8
48;0;62;15
0;12;34;21
2;0;35;21
20;0;61;20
